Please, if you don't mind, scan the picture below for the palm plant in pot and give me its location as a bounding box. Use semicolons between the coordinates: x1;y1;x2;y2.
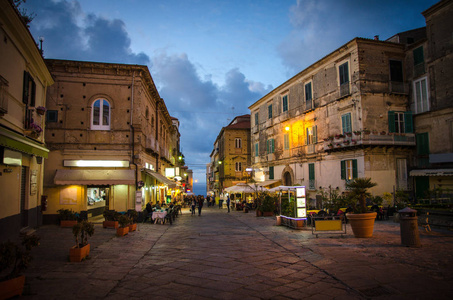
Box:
0;235;40;299
259;195;276;217
345;178;378;238
116;215;130;237
103;210;119;228
70;220;94;262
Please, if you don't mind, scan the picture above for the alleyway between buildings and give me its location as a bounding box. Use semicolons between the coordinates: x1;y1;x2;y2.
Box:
22;207;453;299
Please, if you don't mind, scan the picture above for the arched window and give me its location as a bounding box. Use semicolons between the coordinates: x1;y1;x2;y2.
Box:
91;99;110;130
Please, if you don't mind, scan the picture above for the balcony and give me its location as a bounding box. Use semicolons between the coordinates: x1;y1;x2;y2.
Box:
145;136;156;152
323;132;416;152
339;83;350;98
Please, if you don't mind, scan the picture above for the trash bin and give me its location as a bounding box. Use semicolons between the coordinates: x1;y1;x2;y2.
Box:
398;207;421;248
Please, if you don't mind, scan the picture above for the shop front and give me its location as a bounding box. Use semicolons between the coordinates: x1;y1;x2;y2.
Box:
43;168;136;224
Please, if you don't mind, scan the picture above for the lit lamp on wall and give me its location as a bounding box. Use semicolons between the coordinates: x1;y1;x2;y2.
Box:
285;126;290;132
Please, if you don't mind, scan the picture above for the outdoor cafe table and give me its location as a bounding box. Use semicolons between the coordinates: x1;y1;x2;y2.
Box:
152;211;167;224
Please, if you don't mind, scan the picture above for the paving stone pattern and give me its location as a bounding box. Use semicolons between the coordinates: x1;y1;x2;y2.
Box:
22;207;453;299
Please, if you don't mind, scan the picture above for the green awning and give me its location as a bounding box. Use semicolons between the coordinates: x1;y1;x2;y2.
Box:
0;128;49;158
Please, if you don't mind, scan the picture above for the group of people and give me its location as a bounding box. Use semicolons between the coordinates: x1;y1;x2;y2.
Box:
186;195;205;216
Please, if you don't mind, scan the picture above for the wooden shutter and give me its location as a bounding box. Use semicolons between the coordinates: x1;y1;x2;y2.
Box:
352;159;358;179
404;111;413;133
341;160;346;179
313;125;317;143
309;163;315;180
388;111;395;133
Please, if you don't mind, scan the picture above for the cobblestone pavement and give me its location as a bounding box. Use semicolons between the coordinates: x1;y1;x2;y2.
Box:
21;207;453;299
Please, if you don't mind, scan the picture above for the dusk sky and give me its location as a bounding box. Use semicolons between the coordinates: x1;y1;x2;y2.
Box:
23;0;438;195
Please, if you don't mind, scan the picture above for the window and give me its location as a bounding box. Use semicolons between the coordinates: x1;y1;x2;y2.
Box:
284;133;289;150
388;111;413;133
235;162;242;172
268;104;272;119
341;113;352;134
255;112;259;126
390;60;403;82
339;62;349;97
22;71;36;106
413;46;425;76
416;133;429;167
267;139;275;154
282;95;288;112
235;138;242;149
305;126;317;145
308;163;315;190
414;77;429;114
269;166;274;180
46;110;58;123
339;62;349;85
305;82;313;110
91;99;110;130
255;143;259;157
341;159;358;181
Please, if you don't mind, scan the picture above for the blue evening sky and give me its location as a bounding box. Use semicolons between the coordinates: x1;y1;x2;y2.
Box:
23;0;438;195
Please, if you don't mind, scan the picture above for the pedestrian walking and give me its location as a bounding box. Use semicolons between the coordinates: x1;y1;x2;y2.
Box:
226;195;230;213
198;196;204;216
191;197;196;216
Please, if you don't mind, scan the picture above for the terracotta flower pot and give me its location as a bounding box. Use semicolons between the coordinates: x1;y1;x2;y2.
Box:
346;212;377;238
0;275;25;299
60;220;78;228
103;220;119;228
128;223;137;232
262;211;274;217
116;226;129;237
69;244;90;262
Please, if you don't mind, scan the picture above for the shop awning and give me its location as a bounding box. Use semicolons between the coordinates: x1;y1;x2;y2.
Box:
145;170;177;188
255;180;281;188
409;169;453;176
0;128;49;158
54;169;135;185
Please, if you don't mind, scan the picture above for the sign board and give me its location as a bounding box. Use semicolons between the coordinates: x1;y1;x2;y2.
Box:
295;186;306;219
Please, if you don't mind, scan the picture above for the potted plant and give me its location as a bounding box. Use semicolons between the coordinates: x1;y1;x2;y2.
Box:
343;140;350;145
103;210;119;228
259;195;276;217
57;208;79;227
362;129;370;135
345;178;378;238
116;215;130;237
35;106;46;115
353;131;361;136
346;132;352;137
70;220;94;262
127;210;138;232
0;235;40;299
328;143;333;149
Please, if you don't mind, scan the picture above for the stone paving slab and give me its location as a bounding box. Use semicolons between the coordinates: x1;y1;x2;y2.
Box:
19;207;453;299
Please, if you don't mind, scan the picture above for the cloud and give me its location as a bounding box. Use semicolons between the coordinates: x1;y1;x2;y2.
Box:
25;0;149;65
278;0;435;75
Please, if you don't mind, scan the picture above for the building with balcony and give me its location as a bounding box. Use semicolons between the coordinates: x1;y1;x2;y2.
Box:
42;59;181;223
0;0;54;241
406;0;453;201
249;37;417;198
209;115;251;196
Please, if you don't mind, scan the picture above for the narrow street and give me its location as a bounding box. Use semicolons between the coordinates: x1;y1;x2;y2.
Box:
23;207;453;299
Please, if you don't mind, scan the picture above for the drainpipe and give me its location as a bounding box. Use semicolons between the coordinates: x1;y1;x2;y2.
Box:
130;71;138;192
155;98;161;172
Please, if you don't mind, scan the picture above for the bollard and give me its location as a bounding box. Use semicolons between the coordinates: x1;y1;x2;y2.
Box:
398;207;421;248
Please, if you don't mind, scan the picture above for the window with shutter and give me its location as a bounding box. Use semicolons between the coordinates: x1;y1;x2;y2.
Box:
269;166;274;180
282;95;288;112
341;113;352;134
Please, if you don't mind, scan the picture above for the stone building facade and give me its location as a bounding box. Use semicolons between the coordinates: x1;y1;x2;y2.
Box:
210;115;251;196
249;38;415;199
42;59;181;223
0;0;54;240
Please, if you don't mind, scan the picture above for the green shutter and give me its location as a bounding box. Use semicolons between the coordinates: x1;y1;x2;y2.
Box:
352;159;358;179
416;133;429;155
255;143;258;157
404;111;413;133
269;166;274;180
413;47;424;65
272;139;275;153
266;140;269;153
22;71;29;104
309;163;315;180
306;127;309;145
388;111;395;133
313;125;317;143
341;160;346;179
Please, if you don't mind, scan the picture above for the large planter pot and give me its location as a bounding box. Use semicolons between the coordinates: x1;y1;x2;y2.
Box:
128;223;137;232
69;244;90;262
276;216;281;226
0;275;25;299
262;211;273;217
256;210;263;217
116;227;129;237
60;220;78;228
103;220;119;228
346;212;377;238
